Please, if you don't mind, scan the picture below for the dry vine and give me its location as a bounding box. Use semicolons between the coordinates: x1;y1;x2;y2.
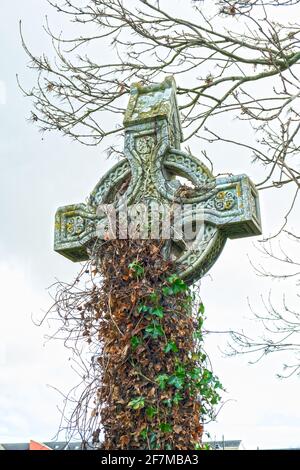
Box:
45;239;222;449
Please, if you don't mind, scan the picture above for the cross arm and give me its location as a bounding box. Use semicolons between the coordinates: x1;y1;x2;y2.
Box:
54;203;98;262
203;174;261;238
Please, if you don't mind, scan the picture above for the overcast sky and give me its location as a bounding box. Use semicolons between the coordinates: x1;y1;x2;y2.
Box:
0;0;299;450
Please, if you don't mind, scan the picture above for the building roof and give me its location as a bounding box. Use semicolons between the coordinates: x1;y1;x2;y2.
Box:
1;439;245;450
0;441;84;451
208;440;242;450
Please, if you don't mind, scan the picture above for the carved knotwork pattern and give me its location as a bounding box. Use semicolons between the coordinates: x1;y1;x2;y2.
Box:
135;135;156;156
176;225;226;283
164;152;211;186
90;160;130;206
65;216;85;236
214;191;236;211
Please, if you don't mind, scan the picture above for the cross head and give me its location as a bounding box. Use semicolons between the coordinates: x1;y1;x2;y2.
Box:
54;77;262;284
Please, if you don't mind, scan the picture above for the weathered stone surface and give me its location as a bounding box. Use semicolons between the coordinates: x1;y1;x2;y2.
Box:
54;77;262;283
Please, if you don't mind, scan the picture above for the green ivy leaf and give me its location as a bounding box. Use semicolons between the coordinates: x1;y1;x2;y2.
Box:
173;392;183;405
172;280;187;294
175;364;186;378
145;322;164;339
190;367;201;380
214;379;223;390
168;375;184;389
193;330;203;341
202;369;213;382
140;428;148;440
156;374;169;390
137;304;149;313
148;292;158;302
198;303;205;315
198;316;204;329
166;275;188;294
128;396;145;410
167;274;178;283
160;423;173;433
131;335;142;351
149;432;157;449
151;306;164;318
164;341;178;353
162;286;173;296
128;261;144;277
146;406;157;419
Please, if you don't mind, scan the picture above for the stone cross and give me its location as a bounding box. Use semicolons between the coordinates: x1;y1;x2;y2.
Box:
54;77;262;284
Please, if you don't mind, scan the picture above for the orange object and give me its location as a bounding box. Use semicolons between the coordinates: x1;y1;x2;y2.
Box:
29;440;52;451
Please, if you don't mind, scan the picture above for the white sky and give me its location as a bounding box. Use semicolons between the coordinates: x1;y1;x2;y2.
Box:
0;0;299;450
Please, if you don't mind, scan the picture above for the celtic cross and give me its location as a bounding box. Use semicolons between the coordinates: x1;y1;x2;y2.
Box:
54;77;262;284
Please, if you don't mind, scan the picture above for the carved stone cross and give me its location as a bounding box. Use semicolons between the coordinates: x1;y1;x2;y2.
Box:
54;77;262;284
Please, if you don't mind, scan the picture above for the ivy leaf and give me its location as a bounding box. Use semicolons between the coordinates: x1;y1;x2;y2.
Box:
146;406;157;419
131;335;142;351
201;369;213;384
191;352;201;361
128;261;144;277
156;374;169;390
171;279;188;294
140;428;148;440
214;379;223;390
151;306;164;318
198;303;205;315
167;274;178;283
145;322;164;339
189;367;201;380
148;292;158;302
149;432;157;449
193;330;203;341
173;392;183;405
164;341;178;353
162;286;173;296
198;316;204;329
137;304;149;313
168;375;184;389
166;275;188;294
175;364;186;378
128;397;145;410
160;423;173;433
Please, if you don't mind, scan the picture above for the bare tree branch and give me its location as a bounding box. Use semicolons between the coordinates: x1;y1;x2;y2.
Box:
19;0;299;201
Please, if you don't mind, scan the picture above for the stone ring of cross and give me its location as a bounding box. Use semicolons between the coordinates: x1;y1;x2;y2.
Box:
54;77;262;284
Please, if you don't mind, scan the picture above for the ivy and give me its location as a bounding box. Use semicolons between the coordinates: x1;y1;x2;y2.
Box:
160;423;173;433
144;321;164;339
141;275;224;444
96;241;224;449
146;406;157;419
128;261;144;278
138;304;164;318
131;335;142;351
128;396;145;410
173;392;183;405
168;375;184;389
156;374;169;390
198;303;205;315
151;306;164;318
164;341;178;353
140;428;148;440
